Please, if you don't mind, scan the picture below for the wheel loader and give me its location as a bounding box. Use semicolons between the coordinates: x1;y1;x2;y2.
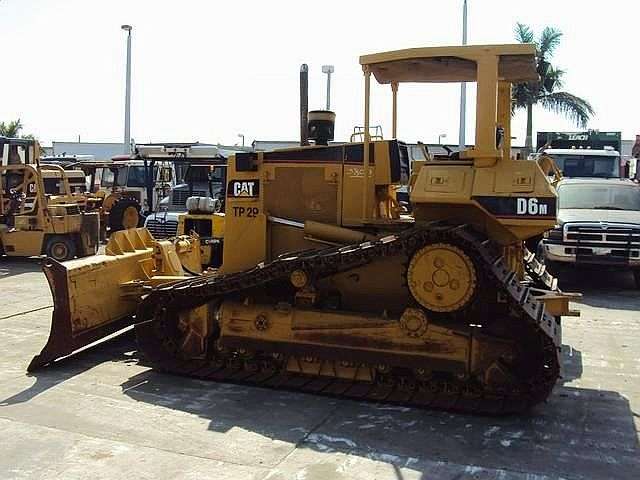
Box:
0;137;99;262
29;44;577;414
66;159;163;236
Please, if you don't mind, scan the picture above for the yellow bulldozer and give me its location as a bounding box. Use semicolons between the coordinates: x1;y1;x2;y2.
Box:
29;44;576;414
0;137;99;261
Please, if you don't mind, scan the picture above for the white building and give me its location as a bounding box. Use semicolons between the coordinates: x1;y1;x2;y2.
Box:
51;141;125;160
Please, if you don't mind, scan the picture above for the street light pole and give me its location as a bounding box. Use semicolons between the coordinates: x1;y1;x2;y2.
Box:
438;133;447;145
458;0;468;149
322;65;335;111
121;25;132;154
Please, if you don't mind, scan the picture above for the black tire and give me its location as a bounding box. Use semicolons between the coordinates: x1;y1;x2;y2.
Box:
633;269;640;289
45;235;77;262
108;197;142;232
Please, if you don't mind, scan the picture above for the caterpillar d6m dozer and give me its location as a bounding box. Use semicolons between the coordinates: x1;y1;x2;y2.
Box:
30;44;577;414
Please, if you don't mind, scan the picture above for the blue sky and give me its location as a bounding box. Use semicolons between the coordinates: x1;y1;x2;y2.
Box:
1;0;638;146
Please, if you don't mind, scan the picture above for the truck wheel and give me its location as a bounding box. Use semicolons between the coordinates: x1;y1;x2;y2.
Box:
45;236;77;262
633;270;640;289
108;198;141;231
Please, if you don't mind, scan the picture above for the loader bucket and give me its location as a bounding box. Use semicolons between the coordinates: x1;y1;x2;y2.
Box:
28;228;156;371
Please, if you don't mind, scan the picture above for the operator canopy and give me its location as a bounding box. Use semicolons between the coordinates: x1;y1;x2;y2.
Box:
359;44;538;84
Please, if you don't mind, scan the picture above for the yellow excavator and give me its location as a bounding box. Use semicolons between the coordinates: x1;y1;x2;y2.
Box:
29;44;577;414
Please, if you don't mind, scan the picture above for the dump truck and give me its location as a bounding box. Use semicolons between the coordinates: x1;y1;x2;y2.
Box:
29;44;576;414
0;137;99;261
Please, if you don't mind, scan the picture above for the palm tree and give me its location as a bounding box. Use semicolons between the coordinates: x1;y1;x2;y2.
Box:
512;23;594;153
0;119;24;137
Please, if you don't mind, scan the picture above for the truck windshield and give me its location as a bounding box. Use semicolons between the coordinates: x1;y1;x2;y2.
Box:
550;154;619;178
210;166;225;182
100;168;115;188
558;184;640;211
185;166;211;183
115;166;158;187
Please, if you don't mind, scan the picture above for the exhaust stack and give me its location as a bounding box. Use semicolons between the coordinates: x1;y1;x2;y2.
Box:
300;64;309;146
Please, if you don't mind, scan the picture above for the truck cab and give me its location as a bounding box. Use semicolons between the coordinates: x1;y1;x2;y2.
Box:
143;146;227;238
535;130;625;178
541;147;621;178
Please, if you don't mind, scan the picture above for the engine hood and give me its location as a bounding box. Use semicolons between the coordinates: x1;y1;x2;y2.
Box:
558;208;640;226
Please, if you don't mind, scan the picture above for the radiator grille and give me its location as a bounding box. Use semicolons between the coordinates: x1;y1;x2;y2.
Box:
564;223;640;246
145;218;178;238
171;189;207;208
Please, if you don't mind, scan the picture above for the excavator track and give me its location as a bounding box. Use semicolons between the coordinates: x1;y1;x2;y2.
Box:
135;223;562;415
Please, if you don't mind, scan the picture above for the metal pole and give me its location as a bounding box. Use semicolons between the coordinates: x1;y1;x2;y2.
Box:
391;82;398;139
362;68;371;220
458;0;467;149
326;72;331;110
122;25;133;154
322;65;335;111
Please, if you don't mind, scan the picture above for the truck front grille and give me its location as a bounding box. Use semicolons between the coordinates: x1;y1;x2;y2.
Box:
564;223;640;247
145;218;178;238
171;190;207;207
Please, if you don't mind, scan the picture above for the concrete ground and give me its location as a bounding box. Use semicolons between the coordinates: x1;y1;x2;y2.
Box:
0;257;638;480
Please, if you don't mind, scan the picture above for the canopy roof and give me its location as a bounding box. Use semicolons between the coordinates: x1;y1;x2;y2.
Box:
359;44;537;84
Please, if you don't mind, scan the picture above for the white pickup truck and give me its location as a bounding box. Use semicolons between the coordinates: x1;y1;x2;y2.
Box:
539;178;640;288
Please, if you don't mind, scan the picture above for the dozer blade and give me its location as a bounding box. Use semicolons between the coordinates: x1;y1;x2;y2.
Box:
28;228;157;371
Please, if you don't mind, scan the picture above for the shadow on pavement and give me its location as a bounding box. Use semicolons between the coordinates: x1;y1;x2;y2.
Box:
558;267;640;312
0;332;136;406
0;256;44;279
119;347;638;480
561;343;583;384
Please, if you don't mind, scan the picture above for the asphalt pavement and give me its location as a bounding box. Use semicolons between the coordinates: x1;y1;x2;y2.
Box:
0;257;638;480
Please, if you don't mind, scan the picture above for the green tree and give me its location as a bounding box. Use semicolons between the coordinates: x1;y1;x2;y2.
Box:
0;119;24;137
512;23;594;153
0;119;40;147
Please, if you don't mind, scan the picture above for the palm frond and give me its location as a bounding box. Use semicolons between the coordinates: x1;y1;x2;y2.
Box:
538;26;562;58
0;119;23;138
511;82;534;112
514;22;534;44
540;92;594;128
542;65;565;92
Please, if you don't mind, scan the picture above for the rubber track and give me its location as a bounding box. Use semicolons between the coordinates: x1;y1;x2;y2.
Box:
135;224;561;415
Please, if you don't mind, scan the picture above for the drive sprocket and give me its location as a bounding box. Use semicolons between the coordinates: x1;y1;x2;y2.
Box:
407;242;477;313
